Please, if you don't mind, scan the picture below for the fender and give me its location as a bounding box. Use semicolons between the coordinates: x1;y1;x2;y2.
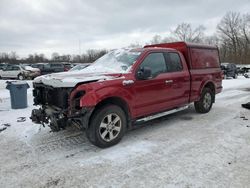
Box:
196;78;216;101
71;80;136;118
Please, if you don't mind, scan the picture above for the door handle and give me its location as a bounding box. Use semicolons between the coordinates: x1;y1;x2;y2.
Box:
123;80;134;86
165;80;173;84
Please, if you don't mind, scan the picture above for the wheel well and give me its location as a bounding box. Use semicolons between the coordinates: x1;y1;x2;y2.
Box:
204;82;215;102
90;97;131;128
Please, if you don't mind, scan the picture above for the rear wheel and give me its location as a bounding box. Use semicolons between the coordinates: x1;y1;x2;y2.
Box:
194;87;214;113
18;74;24;80
86;105;126;148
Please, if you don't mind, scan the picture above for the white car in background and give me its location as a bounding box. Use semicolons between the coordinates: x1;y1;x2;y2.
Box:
0;64;41;80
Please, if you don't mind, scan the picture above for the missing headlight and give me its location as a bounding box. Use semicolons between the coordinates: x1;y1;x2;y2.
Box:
73;91;85;110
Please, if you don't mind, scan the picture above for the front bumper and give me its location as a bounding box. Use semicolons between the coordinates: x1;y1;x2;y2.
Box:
30;106;94;131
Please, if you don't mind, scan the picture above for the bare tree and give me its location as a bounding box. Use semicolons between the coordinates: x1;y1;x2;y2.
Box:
204;35;219;46
39;53;46;62
161;36;175;43
172;23;205;43
10;52;17;59
72;55;81;63
217;12;242;62
51;52;60;61
149;35;162;44
241;14;250;64
0;52;9;62
86;49;107;63
217;12;250;64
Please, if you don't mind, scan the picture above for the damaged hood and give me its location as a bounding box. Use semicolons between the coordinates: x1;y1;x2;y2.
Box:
34;71;122;88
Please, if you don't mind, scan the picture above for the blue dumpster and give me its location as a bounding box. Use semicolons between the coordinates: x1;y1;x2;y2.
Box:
6;81;30;109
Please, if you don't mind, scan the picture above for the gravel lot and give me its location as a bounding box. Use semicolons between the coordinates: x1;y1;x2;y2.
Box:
0;77;250;188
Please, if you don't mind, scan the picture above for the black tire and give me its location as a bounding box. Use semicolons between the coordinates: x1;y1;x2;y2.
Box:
194;87;214;113
86;105;126;148
18;74;24;80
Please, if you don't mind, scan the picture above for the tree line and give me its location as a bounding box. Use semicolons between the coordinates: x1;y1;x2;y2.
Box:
0;49;108;64
145;12;250;65
0;11;249;65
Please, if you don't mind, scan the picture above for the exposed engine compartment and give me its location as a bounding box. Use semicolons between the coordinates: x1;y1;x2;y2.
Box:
33;83;73;109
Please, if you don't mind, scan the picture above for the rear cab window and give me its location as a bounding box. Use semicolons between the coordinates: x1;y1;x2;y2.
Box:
166;52;183;72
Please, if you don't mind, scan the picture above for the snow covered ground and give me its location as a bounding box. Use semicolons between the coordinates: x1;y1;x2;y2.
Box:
0;77;250;188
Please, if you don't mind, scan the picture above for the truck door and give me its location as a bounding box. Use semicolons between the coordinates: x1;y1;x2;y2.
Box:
163;52;190;107
134;51;190;118
134;52;170;117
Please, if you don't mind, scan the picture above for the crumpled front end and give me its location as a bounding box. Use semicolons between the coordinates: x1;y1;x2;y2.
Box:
30;82;94;131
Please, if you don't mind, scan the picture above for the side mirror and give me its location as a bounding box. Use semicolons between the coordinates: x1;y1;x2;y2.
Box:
137;67;152;80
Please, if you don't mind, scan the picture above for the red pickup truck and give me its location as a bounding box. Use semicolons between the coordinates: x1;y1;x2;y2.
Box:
31;42;223;148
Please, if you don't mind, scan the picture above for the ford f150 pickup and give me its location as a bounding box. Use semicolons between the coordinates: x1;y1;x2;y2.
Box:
31;42;223;148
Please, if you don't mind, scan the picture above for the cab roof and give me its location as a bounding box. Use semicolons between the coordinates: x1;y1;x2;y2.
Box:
144;41;218;50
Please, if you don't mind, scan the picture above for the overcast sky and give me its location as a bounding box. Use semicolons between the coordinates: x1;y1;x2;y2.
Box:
0;0;249;58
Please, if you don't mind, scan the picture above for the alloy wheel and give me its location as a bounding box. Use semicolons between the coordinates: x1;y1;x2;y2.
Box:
203;93;212;110
99;113;122;142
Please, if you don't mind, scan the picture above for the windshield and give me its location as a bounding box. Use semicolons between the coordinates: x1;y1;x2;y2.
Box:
81;49;141;73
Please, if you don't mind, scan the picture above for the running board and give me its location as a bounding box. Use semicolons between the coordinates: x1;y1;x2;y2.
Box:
136;105;189;123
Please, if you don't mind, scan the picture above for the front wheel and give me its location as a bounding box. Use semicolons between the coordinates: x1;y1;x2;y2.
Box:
194;88;214;113
86;105;126;148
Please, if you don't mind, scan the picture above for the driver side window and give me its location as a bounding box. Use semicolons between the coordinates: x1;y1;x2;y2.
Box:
140;53;166;77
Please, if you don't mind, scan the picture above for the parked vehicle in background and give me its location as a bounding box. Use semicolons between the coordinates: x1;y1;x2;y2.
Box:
244;73;250;78
237;65;250;74
69;63;91;71
221;63;238;79
30;63;46;72
242;66;250;73
62;63;73;71
240;65;250;78
31;63;65;75
0;63;7;70
0;64;40;80
31;42;223;148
